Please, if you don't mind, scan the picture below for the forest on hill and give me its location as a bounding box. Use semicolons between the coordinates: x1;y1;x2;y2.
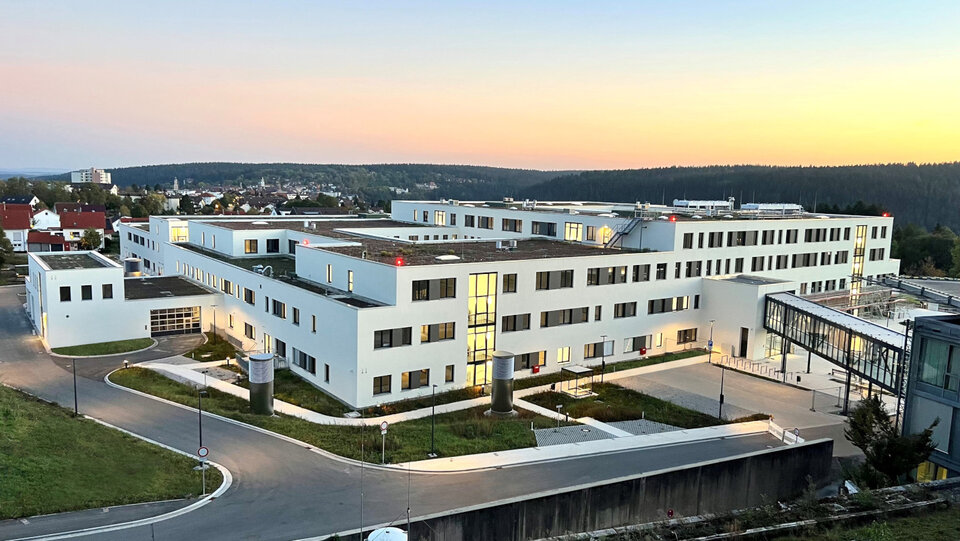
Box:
521;163;960;233
42;163;571;204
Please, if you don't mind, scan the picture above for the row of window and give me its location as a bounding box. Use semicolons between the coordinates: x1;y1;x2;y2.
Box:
373;364;456;395
374;322;457;348
681;225;887;250
411;209;608;243
59;283;113;302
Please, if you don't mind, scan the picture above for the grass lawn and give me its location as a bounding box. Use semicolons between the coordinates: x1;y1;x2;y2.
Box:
236;369;483;417
525;382;768;428
186;332;236;361
110;367;567;463
514;349;705;390
52;337;155;356
0;384;220;519
773;504;960;540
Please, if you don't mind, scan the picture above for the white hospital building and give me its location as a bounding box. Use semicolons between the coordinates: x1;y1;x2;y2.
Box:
24;199;898;409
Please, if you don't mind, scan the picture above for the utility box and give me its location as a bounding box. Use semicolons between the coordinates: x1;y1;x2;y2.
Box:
488;350;517;417
248;353;275;415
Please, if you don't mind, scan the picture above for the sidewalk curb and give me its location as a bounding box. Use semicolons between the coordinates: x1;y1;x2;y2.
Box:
8;417;232;541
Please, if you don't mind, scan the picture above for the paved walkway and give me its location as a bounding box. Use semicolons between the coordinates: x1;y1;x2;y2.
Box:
619;362;846;430
138;352;712;428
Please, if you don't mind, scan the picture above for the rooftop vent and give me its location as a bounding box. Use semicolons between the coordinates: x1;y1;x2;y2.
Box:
252;221;268;225
503;197;514;203
435;254;461;261
496;240;518;251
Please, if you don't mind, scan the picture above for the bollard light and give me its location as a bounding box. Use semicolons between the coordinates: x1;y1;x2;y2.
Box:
123;359;129;369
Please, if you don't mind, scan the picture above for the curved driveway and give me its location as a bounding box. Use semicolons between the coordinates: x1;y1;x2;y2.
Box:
0;286;779;541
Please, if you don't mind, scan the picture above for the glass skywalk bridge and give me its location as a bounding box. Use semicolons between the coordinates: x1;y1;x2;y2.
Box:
764;292;907;412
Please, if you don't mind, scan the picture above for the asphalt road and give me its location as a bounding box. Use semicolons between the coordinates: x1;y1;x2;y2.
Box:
0;286;783;541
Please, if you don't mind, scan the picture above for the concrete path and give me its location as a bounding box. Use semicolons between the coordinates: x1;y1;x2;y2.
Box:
394;421;780;472
618;362;846;430
139;352;712;428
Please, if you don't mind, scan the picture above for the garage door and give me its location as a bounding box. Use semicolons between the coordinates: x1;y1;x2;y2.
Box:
150;307;201;336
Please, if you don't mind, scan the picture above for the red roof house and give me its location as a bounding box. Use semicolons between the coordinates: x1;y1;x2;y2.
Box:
0;203;33;230
58;211;107;230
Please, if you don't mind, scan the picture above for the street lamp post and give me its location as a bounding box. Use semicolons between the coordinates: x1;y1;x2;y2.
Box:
600;334;607;384
708;319;716;365
198;389;208;448
72;358;78;416
718;365;726;419
429;384;438;458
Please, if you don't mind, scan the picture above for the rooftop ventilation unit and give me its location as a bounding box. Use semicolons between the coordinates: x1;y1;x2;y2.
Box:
496;240;518;251
435;254;461;261
252;221;268;225
503;197;514;203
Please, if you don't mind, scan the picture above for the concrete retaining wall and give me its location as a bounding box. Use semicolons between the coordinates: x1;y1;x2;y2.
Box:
371;439;832;541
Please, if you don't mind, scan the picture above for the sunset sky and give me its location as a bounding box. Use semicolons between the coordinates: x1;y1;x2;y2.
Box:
1;1;958;170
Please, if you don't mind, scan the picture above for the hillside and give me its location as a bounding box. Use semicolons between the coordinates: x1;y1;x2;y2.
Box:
42;163;573;203
521;163;960;232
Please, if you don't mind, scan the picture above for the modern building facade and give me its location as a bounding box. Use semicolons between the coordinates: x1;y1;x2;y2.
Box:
24;251;217;349
70;167;112;184
106;199;901;409
904;314;960;480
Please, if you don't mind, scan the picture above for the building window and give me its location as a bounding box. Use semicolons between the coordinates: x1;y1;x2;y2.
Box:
917;337;960;391
373;375;392;395
614;302;637;318
584;340;613;359
632;264;650;282
450;214;457;226
312;314;317;333
532;221;557;236
326;264;332;283
586;226;596;241
502;273;517;293
465;215;475;227
59;286;71;302
244;239;258;254
557;346;571;364
292;307;300;326
228;314;234;328
324;363;330;383
266;238;280;253
434;210;446;225
272;299;287;319
101;284;113;299
540;307;590;327
244;323;255;339
677;328;698;344
81;285;92;301
421;322;456;342
564;222;583;242
502;218;522;232
501;314;531;332
478;216;494;229
515;351;546;370
624;335;651;353
535;270;574;290
445;364;455;382
412;278;457;301
243;288;255;305
401;369;430;390
682;233;694;249
347;270;354;292
374;327;412;349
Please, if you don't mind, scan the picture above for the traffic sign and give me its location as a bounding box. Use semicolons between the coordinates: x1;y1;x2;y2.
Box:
708;340;714;348
197;446;209;458
380;421;388;435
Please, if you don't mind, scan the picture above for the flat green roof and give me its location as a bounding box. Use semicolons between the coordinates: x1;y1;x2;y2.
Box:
38;253;112;270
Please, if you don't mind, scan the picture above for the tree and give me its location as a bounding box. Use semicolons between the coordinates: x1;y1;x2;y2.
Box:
179;195;195;215
80;228;102;250
0;226;13;266
119;204;132;217
844;396;938;488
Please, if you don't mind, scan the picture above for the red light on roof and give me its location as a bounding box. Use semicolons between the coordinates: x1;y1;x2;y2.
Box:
395;257;404;267
882;212;890;217
669;215;677;222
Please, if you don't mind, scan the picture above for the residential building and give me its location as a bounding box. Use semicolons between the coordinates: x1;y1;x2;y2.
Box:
904;314;960;480
58;211;106;249
0;203;34;252
96;199;901;409
70;167;112;184
0;195;41;208
32;208;60;230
